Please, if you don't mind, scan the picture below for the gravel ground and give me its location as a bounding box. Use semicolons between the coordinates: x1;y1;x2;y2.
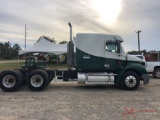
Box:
0;77;160;120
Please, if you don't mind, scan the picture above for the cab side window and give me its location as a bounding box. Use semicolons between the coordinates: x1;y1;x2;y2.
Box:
106;42;118;53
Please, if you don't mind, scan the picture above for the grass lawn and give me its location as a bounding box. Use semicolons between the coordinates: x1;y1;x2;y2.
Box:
0;63;23;71
0;61;68;71
0;59;25;63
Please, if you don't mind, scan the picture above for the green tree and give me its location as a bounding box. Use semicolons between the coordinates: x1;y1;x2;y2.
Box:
12;43;21;57
37;36;55;43
59;41;67;44
0;43;4;57
13;44;21;51
0;42;22;59
127;50;147;55
3;41;12;59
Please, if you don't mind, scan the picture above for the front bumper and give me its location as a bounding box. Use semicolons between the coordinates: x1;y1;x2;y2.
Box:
142;74;150;84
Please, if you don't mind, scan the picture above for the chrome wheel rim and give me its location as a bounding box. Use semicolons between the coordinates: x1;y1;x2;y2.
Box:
2;75;16;88
125;75;137;87
31;75;43;87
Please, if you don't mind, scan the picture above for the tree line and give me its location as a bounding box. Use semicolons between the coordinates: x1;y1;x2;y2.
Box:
127;50;160;55
0;41;21;59
36;35;67;44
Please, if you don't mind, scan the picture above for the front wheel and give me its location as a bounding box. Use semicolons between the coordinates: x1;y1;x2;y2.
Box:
120;71;140;90
152;68;160;78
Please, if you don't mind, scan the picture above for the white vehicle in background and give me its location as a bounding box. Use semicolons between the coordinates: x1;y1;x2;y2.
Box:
132;53;160;78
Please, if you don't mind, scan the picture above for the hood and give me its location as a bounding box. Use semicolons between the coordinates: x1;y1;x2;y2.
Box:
127;54;142;62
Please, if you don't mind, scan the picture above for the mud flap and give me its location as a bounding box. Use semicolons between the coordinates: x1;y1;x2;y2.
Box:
142;74;150;84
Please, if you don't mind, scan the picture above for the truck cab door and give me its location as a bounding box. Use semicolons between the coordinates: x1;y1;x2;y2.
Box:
104;41;122;71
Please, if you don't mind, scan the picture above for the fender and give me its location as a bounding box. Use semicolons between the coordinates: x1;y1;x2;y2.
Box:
115;63;148;85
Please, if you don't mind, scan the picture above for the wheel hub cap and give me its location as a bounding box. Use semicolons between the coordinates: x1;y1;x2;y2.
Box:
156;70;160;77
129;79;133;83
31;75;43;87
125;76;136;87
2;75;16;88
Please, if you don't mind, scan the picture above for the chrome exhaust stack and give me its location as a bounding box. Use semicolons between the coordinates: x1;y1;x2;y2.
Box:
68;23;72;42
67;23;74;67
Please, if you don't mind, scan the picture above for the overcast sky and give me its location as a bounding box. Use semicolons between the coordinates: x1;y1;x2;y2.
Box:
0;0;160;52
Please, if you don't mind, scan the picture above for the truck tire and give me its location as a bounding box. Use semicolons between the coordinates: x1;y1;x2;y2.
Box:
0;70;22;92
153;68;160;78
13;70;24;87
26;69;49;91
120;71;140;90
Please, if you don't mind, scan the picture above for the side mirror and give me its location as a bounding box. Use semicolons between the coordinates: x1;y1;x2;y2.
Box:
116;41;121;54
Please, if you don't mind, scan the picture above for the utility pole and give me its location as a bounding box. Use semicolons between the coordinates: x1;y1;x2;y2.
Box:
25;24;27;49
135;30;141;54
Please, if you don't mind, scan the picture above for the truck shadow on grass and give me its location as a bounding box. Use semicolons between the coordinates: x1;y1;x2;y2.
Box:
0;83;149;92
1;83;149;92
46;83;130;92
75;85;119;90
0;84;120;92
47;82;151;92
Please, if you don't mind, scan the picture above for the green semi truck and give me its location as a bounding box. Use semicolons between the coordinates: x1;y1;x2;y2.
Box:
0;23;149;92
